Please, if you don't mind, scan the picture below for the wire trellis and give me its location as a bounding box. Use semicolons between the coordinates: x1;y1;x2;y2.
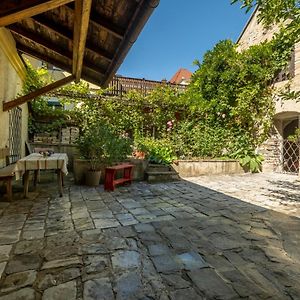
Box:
8;107;22;164
282;139;299;174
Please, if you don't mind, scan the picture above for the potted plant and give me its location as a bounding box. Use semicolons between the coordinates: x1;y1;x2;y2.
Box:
76;121;132;186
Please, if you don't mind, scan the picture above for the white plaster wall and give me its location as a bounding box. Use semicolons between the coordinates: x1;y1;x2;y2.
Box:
0;46;28;156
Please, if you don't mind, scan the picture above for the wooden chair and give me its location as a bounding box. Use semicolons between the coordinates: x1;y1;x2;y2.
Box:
0;148;16;201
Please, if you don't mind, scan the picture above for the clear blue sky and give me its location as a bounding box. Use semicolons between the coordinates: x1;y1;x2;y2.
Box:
117;0;252;81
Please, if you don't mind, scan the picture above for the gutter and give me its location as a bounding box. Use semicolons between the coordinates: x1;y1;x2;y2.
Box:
103;0;160;86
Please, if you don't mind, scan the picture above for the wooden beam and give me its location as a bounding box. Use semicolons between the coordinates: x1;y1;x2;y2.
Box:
3;75;75;112
17;43;72;72
17;44;104;86
66;5;124;40
9;24;73;58
17;43;106;77
31;15;113;61
89;11;124;40
0;0;75;27
72;0;92;82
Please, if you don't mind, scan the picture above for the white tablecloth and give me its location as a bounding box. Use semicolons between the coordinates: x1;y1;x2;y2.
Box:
15;153;68;180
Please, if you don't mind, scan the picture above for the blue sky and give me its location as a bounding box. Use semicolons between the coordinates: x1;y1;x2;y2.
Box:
117;0;252;81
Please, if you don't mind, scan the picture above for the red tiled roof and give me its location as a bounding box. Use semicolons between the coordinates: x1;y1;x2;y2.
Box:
169;68;192;84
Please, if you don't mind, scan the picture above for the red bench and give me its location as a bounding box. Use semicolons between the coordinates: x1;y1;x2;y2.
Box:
104;164;134;191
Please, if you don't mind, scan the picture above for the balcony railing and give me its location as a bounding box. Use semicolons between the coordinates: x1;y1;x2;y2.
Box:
106;75;187;97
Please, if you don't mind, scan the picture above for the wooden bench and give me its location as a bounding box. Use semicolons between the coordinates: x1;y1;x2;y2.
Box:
0;148;16;201
104;164;134;191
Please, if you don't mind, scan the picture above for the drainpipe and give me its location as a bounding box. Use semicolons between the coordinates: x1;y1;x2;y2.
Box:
103;0;160;86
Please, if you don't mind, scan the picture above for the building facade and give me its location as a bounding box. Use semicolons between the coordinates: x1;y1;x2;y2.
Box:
238;9;300;173
0;28;28;164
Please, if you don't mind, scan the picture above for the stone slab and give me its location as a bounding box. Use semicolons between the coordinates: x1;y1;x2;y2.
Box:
0;288;35;300
0;245;12;262
1;270;37;293
42;280;77;300
5;254;41;274
112;251;140;270
84;278;114;300
42;257;81;270
188;268;238;299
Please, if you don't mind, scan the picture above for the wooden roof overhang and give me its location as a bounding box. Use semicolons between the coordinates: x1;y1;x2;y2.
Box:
1;0;159;111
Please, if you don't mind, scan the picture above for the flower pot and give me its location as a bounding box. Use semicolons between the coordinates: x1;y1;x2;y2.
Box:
73;158;90;184
85;170;101;186
133;150;145;159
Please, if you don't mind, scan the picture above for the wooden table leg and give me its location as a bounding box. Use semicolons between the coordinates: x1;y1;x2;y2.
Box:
23;170;30;198
33;170;38;189
6;178;12;201
57;170;63;197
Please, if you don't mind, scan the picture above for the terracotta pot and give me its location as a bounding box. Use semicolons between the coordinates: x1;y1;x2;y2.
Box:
85;170;101;186
134;151;145;159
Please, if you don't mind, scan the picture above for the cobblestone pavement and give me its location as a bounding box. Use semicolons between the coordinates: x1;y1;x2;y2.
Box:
184;172;300;219
0;174;299;299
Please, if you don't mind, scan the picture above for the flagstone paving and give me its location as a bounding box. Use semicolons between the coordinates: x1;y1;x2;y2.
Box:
185;172;300;218
0;174;299;299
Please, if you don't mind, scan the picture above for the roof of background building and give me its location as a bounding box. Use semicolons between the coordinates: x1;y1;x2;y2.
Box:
169;68;192;84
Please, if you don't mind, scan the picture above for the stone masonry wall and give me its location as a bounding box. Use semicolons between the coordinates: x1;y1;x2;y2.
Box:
238;10;300;173
258;126;282;173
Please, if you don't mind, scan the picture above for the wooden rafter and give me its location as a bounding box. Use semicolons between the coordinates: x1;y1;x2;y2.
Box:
31;15;113;61
3;75;75;112
89;11;124;40
0;0;75;27
9;24;73;58
66;5;124;40
72;0;92;82
17;43;106;75
17;43;72;72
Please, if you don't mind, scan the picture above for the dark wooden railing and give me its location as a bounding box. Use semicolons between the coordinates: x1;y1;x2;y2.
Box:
106;75;187;97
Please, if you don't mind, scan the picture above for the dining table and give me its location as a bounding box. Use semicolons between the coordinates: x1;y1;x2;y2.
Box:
15;152;68;198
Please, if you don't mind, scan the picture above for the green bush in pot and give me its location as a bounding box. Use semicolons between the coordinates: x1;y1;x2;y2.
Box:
76;121;132;186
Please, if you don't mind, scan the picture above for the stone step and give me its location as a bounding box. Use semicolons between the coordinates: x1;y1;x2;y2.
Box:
147;164;172;172
146;170;180;183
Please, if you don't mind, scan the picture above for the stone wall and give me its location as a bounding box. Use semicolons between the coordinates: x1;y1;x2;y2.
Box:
238;9;300;173
172;160;245;177
237;9;279;51
33;126;79;144
0;28;28;157
258;125;282;173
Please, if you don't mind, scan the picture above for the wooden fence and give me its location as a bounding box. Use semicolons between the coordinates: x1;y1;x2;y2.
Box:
106;76;187;97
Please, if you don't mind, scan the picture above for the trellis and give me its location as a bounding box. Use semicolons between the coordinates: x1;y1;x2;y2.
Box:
282;139;299;174
9;107;22;164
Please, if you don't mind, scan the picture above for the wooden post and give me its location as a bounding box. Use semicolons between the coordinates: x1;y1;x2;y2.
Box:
72;0;92;82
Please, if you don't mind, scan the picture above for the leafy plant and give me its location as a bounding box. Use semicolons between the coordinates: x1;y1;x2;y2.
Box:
230;149;264;173
287;128;300;143
137;138;177;165
76;120;132;171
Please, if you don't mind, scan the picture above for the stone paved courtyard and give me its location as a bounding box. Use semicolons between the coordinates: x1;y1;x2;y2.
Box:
0;173;299;299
